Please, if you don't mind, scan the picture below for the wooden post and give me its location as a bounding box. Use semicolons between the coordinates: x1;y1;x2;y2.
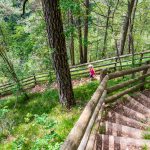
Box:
33;73;37;86
100;69;107;83
140;61;149;91
114;58;118;71
139;53;143;66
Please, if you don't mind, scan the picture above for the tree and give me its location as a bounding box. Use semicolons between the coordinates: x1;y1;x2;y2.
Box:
41;0;75;108
69;10;75;66
118;0;135;55
0;26;29;100
102;5;111;58
83;0;90;63
77;7;84;64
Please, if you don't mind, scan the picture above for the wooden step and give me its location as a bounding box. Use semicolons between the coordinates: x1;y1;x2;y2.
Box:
142;90;150;98
96;134;150;150
114;104;147;123
133;92;150;108
123;95;150;117
104;121;149;139
107;111;148;130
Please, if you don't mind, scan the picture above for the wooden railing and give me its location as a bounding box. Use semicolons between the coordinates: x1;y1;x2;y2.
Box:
70;50;150;77
61;64;150;150
0;74;48;96
0;50;150;96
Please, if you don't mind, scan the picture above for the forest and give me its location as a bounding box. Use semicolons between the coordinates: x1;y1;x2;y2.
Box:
0;0;150;150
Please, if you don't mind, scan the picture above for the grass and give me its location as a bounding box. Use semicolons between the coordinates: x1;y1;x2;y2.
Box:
143;128;150;140
142;145;148;150
0;80;99;150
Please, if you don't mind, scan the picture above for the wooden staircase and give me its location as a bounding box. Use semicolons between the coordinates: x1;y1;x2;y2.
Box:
96;90;150;150
61;65;150;150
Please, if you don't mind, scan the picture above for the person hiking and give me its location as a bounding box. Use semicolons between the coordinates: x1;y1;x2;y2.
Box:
88;64;95;79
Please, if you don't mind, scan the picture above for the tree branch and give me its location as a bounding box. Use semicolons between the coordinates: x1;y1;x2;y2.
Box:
21;0;28;17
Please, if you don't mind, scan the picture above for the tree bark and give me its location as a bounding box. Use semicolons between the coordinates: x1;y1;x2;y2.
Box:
83;0;90;63
77;15;84;64
128;0;138;78
128;0;138;53
118;0;135;55
69;10;75;66
41;0;75;108
102;6;111;58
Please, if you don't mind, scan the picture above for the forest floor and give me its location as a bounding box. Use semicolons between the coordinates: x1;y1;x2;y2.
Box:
0;75;100;100
30;75;100;94
0;78;99;150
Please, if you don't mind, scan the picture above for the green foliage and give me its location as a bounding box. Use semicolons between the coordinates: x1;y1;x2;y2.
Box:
0;106;14;141
12;135;27;150
143;133;150;140
0;81;98;149
142;145;148;150
143;128;150;140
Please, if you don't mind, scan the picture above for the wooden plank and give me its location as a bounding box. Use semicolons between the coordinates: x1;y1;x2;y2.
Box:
22;77;34;84
22;81;35;87
0;82;14;88
0;84;15;90
19;75;35;81
36;74;49;79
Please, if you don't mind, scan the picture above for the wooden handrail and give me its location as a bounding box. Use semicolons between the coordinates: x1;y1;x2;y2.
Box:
61;75;109;150
61;64;150;150
105;83;145;103
70;50;150;69
108;65;150;79
107;73;150;93
0;51;150;96
78;90;107;150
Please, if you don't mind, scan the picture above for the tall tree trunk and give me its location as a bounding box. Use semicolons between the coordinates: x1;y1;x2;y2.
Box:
102;6;111;58
118;0;135;55
41;0;75;109
77;15;84;64
83;0;90;63
69;10;75;66
128;0;138;53
128;0;138;78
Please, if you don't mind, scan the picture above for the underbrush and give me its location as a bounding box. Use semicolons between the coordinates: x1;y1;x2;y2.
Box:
0;81;99;150
143;128;150;140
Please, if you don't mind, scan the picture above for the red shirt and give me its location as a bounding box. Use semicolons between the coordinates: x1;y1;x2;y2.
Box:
90;68;95;76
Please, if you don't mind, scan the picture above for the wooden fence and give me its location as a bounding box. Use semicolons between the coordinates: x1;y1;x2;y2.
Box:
0;50;150;96
61;64;150;150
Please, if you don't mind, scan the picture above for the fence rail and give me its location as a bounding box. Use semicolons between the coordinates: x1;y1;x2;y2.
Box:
0;50;150;96
61;63;150;150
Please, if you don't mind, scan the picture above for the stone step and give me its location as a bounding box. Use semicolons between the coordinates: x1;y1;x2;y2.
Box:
142;90;150;98
107;111;148;130
123;95;150;117
104;121;149;139
114;104;148;123
96;134;150;150
133;92;150;108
